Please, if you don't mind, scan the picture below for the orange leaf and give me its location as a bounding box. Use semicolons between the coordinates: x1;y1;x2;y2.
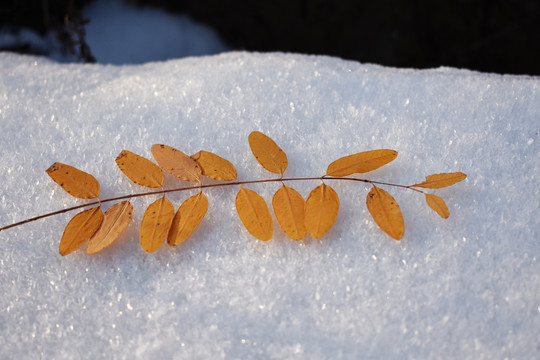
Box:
366;185;404;240
413;172;467;189
326;150;398;177
425;193;450;219
115;150;164;188
87;201;133;254
235;186;273;241
46;162;100;199
140;196;175;253
167;192;208;246
59;206;103;256
305;183;340;238
248;131;288;175
151;144;201;182
272;185;306;240
191;150;237;181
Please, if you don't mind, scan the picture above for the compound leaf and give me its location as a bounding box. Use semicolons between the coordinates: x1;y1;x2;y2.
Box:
140;196;175;253
151;144;201;182
413;172;467;189
167;192;208;246
46;162;100;199
115;149;164;188
366;185;404;240
191;150;237;181
59;206;103;256
87;201;133;254
272;185;306;240
425;193;450;219
235;186;273;241
326;150;398;177
305;183;340;238
248;131;288;175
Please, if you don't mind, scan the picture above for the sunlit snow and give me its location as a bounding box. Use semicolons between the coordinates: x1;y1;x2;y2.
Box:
0;1;539;359
1;50;538;359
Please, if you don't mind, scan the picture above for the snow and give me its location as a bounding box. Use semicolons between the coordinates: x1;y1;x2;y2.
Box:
0;0;228;64
84;0;228;64
0;51;539;359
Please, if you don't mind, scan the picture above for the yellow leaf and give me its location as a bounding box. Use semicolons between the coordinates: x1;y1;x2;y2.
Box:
272;185;306;240
167;192;208;246
326;150;398;177
413;172;467;189
140;197;175;253
191;150;237;181
425;193;450;219
151;144;201;182
87;201;133;254
59;206;103;256
248;131;288;175
305;183;339;238
46;162;100;199
235;186;273;241
366;185;404;240
115;150;164;188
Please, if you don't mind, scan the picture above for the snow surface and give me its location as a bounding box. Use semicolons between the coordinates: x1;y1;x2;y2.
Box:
0;51;539;359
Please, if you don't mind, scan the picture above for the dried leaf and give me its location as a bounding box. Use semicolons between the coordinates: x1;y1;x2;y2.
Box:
272;185;306;240
87;201;134;254
366;185;404;240
151;144;201;182
167;192;208;246
326;150;398;177
305;183;340;238
248;131;288;175
235;186;273;241
413;172;467;189
140;196;175;253
191;150;237;181
425;193;450;219
115;150;164;188
59;206;103;256
46;162;100;199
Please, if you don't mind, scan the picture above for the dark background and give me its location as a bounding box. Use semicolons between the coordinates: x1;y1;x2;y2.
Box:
1;0;539;75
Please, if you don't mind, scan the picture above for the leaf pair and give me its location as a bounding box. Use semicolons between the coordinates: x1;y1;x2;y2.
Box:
59;200;136;255
149;145;237;183
414;172;467;219
273;183;341;240
140;192;208;253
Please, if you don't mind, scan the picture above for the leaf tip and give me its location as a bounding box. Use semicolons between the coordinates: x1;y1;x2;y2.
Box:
46;162;59;174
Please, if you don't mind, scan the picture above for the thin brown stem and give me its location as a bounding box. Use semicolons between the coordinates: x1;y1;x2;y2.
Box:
0;176;423;232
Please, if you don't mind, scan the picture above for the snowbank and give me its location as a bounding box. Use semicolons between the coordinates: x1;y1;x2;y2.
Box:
0;51;538;359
